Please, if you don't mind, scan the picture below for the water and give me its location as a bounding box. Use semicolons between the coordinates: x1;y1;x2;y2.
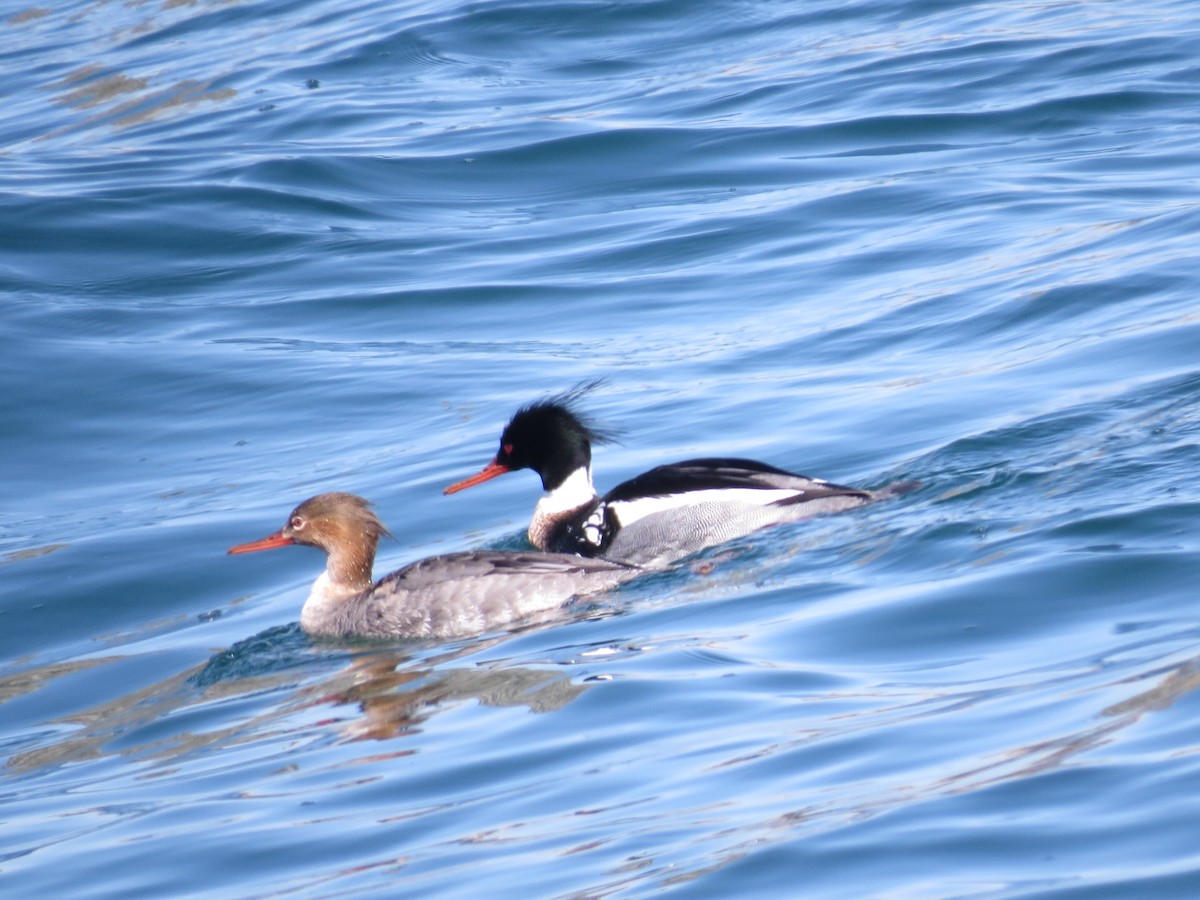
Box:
4;0;1200;895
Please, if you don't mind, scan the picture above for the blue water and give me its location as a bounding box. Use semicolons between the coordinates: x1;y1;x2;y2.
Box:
4;0;1200;895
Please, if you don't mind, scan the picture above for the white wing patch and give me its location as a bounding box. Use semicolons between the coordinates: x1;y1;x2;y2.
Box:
609;487;802;527
579;506;607;547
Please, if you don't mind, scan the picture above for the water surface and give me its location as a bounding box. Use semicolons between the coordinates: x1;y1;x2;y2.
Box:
4;0;1200;896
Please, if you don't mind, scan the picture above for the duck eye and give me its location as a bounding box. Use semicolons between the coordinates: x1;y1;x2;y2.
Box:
291;516;305;530
502;442;514;455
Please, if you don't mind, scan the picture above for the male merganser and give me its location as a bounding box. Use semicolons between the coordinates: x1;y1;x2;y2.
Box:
228;492;637;639
444;384;916;566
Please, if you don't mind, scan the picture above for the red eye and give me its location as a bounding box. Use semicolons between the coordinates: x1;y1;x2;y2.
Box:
291;517;304;529
502;443;514;455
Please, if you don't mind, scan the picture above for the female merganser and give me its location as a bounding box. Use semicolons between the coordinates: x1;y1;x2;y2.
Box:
444;385;915;566
228;492;637;639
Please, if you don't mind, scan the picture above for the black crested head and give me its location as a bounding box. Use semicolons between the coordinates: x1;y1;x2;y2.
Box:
496;380;620;490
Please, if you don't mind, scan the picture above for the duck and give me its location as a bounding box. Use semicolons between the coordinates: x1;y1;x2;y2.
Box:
444;383;915;566
228;492;637;639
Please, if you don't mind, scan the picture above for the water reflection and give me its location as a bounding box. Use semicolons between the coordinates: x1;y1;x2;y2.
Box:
7;0;243;143
48;67;237;137
4;629;592;772
7;8;49;26
1103;657;1200;717
0;656;117;705
327;655;588;742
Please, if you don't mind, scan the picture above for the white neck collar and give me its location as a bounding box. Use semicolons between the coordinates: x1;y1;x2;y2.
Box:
538;465;597;514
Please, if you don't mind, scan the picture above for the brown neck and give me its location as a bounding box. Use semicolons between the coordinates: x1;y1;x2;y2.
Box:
324;533;376;594
529;499;594;551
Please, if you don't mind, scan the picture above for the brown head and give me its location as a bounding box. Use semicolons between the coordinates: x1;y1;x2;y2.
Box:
228;492;393;592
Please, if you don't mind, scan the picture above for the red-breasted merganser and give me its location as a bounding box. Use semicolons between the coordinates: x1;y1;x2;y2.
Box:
444;384;916;566
228;492;637;639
